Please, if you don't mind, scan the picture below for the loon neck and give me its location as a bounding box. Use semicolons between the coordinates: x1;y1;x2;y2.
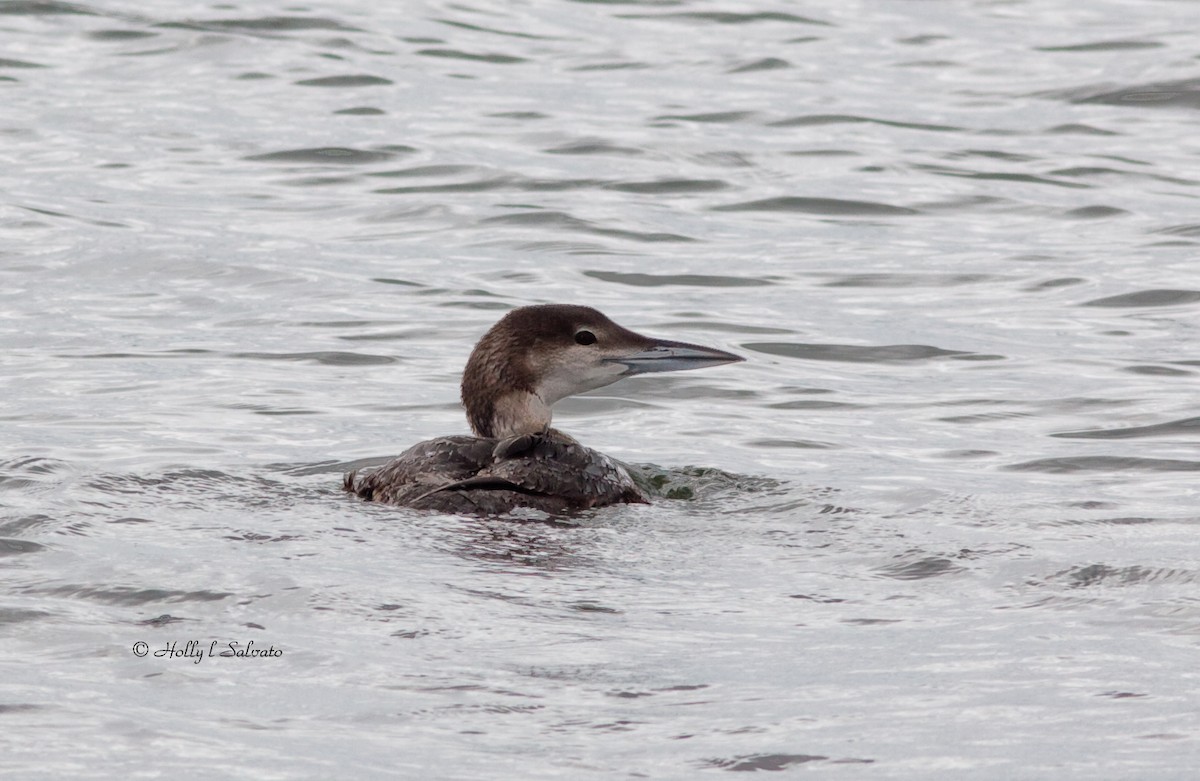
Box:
465;388;553;439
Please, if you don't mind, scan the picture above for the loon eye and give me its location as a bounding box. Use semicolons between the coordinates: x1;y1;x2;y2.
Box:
574;330;597;346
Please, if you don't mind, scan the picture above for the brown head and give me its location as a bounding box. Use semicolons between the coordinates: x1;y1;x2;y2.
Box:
460;304;742;438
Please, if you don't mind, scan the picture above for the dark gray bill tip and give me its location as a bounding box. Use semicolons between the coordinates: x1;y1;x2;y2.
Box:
608;338;745;376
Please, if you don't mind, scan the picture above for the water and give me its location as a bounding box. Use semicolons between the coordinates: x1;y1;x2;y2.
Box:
3;0;1200;777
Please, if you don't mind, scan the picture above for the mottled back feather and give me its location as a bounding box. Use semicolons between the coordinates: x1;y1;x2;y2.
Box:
344;428;648;515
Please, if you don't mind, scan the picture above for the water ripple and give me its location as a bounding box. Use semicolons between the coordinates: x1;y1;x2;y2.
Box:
1081;289;1200;308
543;140;645;156
654;110;758;124
416;48;527;64
606;179;728;194
584;271;774;288
1052;417;1200;440
0;538;47;556
0;1;95;15
619;11;831;26
768;114;961;132
728;57;790;74
1036;40;1163;53
185;16;363;33
746;342;984;363
481;211;695;243
26;584;233;605
245;147;403;165
0;57;45;69
1005;457;1200;473
876;555;965;580
1049;78;1200;109
818;273;996;288
701;754;841;771
712;197;918;216
294;74;392;87
231;351;397;366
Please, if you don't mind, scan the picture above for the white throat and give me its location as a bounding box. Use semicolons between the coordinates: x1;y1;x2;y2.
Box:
489;390;553;439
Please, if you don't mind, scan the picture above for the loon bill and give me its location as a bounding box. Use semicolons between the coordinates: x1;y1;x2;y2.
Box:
343;303;743;515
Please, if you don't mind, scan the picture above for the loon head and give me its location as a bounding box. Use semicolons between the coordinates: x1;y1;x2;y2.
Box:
460;304;743;439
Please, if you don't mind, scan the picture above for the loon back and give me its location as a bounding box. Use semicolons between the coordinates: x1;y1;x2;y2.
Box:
344;428;647;515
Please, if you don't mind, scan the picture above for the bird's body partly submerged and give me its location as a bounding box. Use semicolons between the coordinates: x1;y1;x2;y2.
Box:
344;304;742;515
345;429;645;515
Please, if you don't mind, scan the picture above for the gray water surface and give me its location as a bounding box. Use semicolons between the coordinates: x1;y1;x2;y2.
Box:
3;0;1200;778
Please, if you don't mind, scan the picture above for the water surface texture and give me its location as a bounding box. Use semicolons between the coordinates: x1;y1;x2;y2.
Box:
3;0;1200;777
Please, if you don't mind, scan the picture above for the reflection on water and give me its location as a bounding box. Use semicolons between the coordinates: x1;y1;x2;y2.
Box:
3;0;1200;777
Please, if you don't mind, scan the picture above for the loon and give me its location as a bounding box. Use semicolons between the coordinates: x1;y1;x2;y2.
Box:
343;304;743;515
